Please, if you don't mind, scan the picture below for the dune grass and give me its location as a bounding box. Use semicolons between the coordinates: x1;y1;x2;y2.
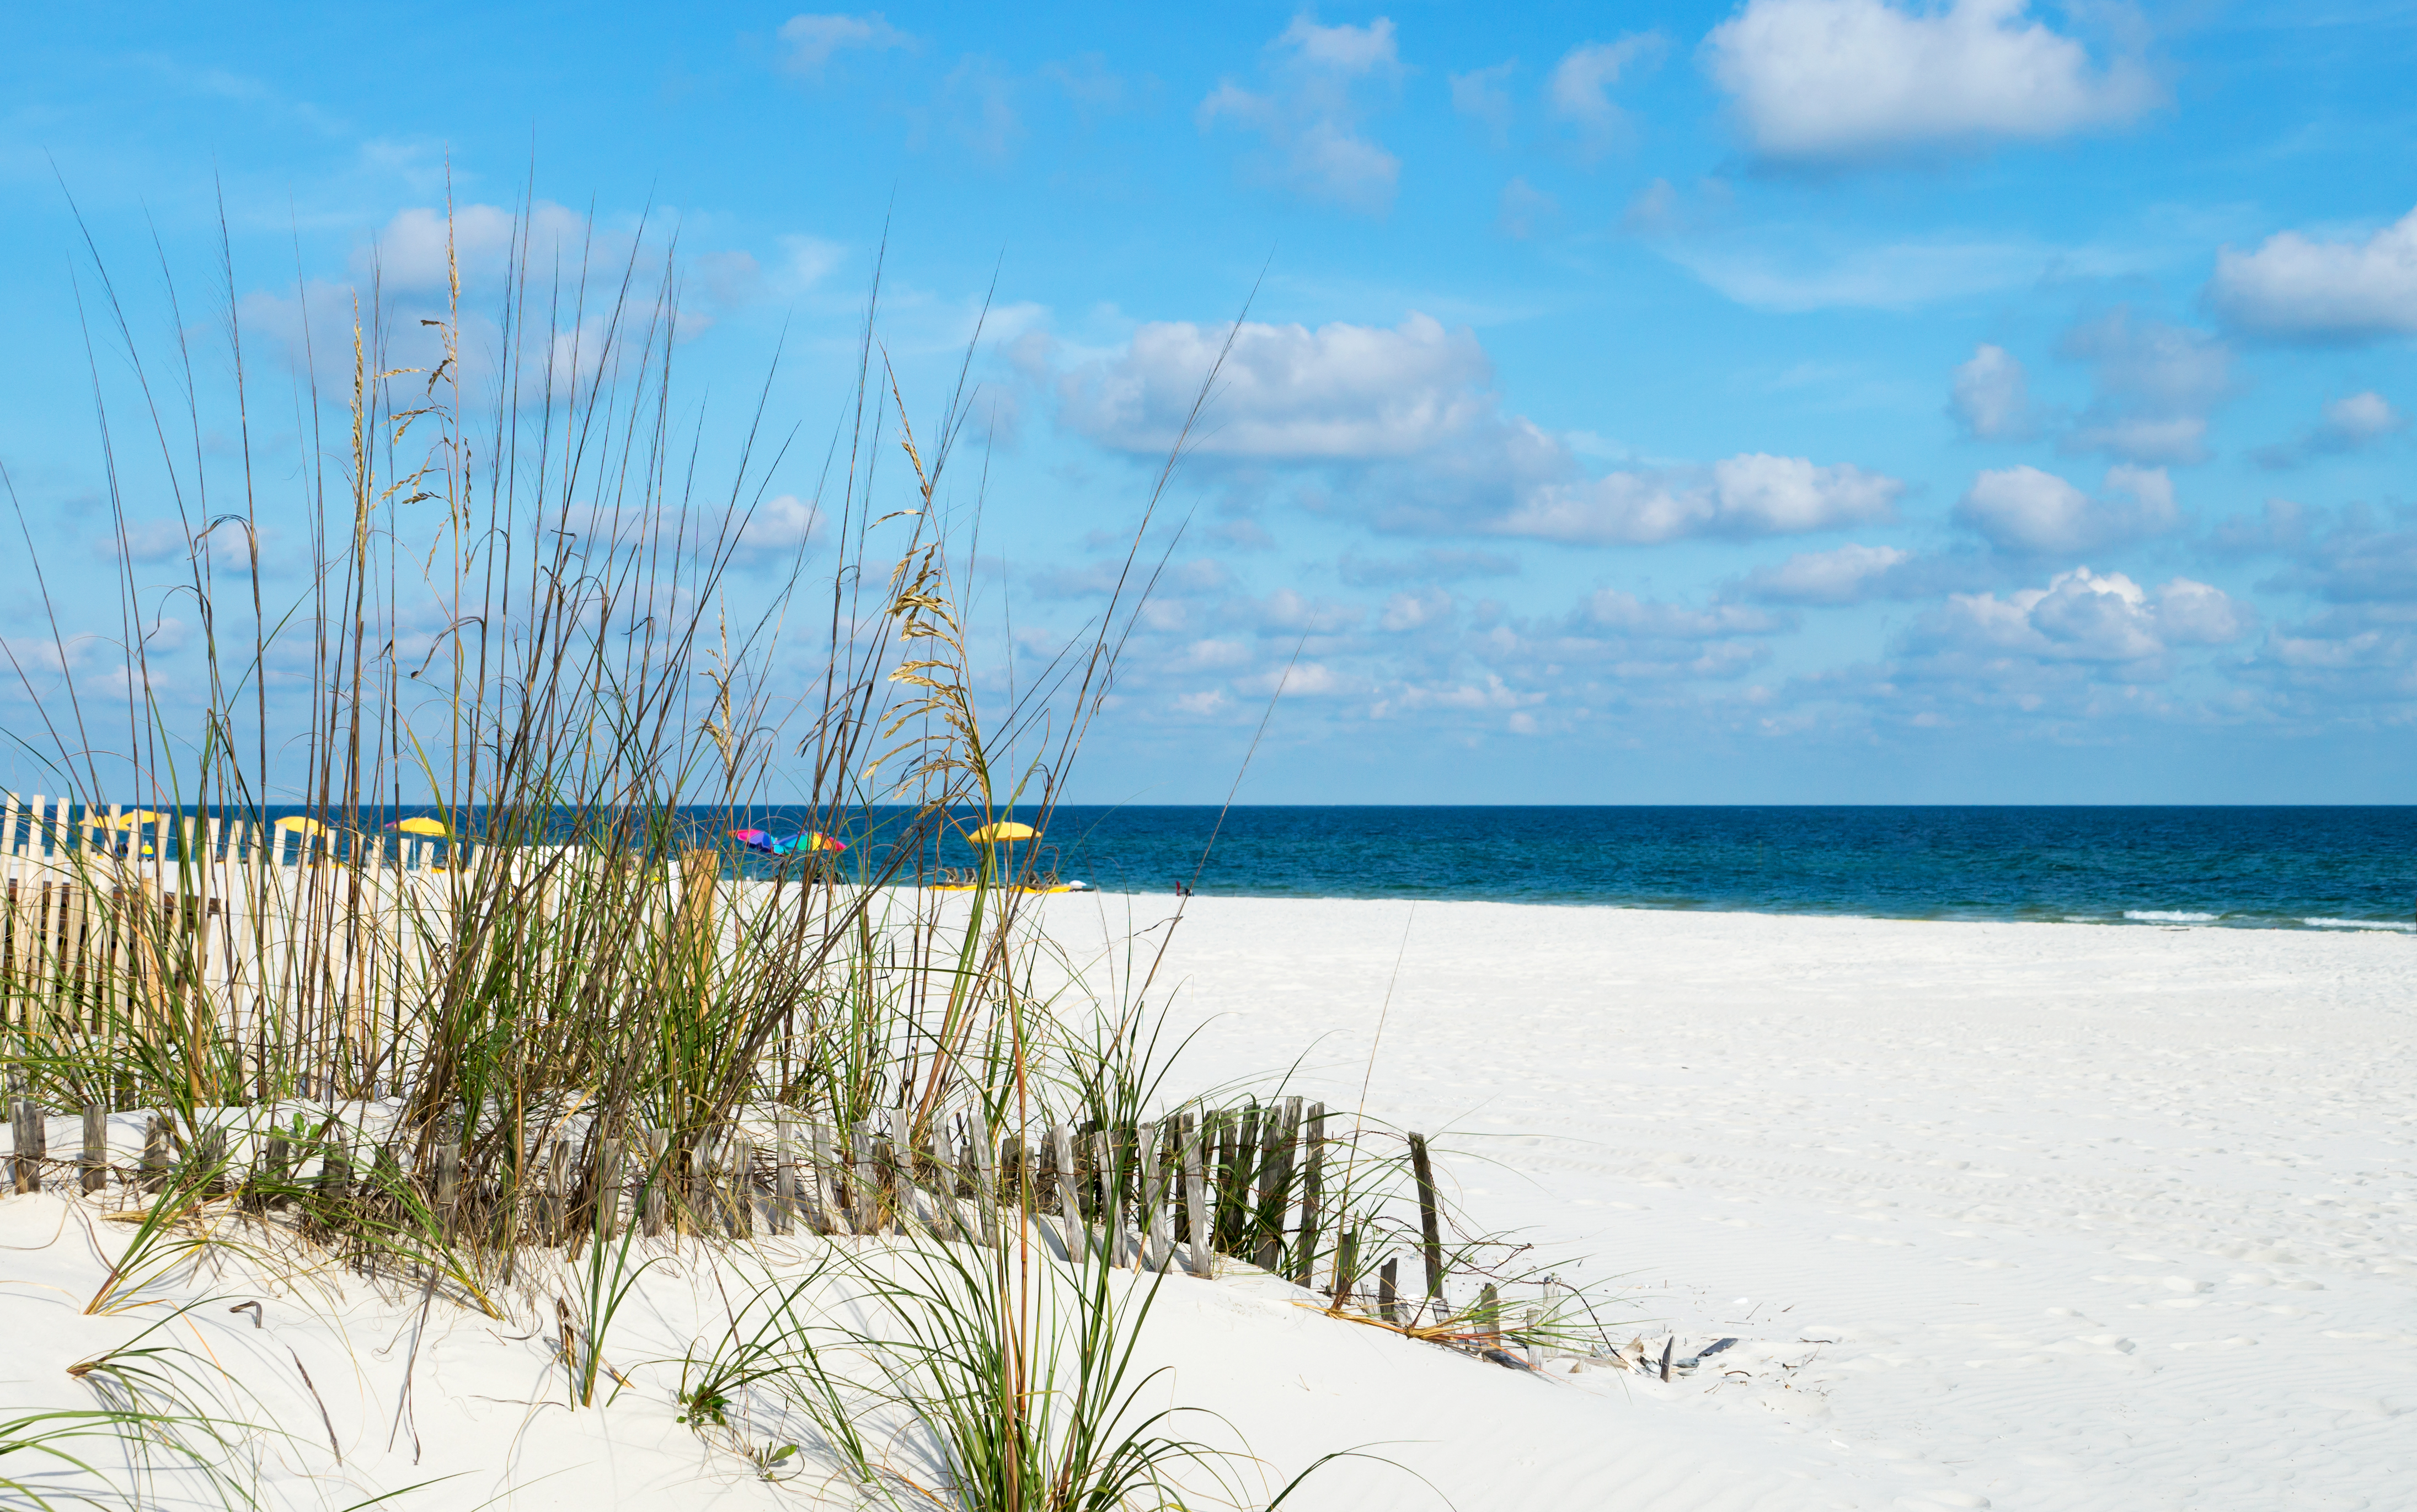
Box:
0;195;1617;1512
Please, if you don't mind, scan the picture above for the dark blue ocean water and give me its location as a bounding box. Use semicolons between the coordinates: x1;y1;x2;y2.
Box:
220;803;2416;932
921;806;2417;932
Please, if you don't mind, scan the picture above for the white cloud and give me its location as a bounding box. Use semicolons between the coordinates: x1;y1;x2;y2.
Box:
1060;313;1495;460
1338;548;1520;586
1916;567;2247;667
1239;660;1347;698
1732;543;1913;604
1702;0;2161;164
2250;388;2414;469
1661;232;2083;313
933;55;1023;162
2323;390;2407;442
1379;586;1453;631
735;494;822;550
2207;207;2417;342
1950;343;2038;440
778;12;912;76
98;519;191;564
360;201;589;292
2057;308;2230;464
777;234;845;291
1449;61;1516;146
1198;17;1403;213
1581;589;1788;639
1057;311;1901;546
1546;35;1665;157
1954;463;2179;554
1500;454;1901;545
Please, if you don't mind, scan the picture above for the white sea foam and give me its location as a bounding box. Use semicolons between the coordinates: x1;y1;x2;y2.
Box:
2126;910;2218;923
2302;916;2416;931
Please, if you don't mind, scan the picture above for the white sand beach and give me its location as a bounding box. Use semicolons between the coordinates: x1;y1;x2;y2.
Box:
4;900;2409;1512
1045;896;2417;1511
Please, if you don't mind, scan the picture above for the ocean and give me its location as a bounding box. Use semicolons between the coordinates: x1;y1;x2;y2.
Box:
928;805;2416;932
215;802;2416;932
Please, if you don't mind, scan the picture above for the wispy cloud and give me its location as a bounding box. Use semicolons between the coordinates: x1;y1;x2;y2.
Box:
777;12;914;77
1197;15;1404;213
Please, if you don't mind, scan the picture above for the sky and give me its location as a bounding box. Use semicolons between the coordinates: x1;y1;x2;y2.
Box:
3;1;2415;805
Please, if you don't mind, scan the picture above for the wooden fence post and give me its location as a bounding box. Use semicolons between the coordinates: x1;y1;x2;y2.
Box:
141;1114;169;1195
728;1135;755;1239
315;1124;351;1213
919;1114;958;1243
1408;1132;1445;1321
82;1102;108;1194
1094;1127;1127;1267
1293;1103;1325;1289
1051;1123;1083;1261
851;1121;880;1235
1379;1255;1400;1325
688;1138;717;1240
1256;1097;1301;1272
810;1122;841;1235
1181;1112;1211;1277
9;1091;44;1194
770;1115;796;1237
640;1127;669;1237
967;1104;998;1248
887;1108;922;1238
1139;1120;1170;1271
597;1135;624;1240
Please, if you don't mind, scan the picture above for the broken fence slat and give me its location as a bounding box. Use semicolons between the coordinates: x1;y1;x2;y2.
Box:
1408;1131;1445;1319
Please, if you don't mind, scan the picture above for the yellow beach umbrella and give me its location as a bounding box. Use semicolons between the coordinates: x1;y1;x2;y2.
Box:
391;816;450;837
964;821;1039;844
274;815;329;835
112;810;168;828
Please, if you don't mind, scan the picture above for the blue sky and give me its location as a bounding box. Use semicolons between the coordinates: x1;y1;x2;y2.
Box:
4;1;2415;804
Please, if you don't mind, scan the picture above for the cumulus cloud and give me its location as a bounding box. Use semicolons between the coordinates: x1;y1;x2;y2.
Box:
97;519;192;565
2250;390;2409;470
2057;308;2230;464
1949;343;2039;440
1702;0;2160;164
1498;454;1901;545
1954;463;2179;554
1546;35;1665;157
1378;586;1453;631
359;201;591;292
1198;16;1404;213
734;494;823;551
778;12;912;76
1061;313;1495;460
1913;567;2248;669
1057;312;1901;545
1730;543;1914;605
2206;206;2417;342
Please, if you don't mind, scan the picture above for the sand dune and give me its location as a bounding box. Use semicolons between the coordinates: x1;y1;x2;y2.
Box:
5;900;2408;1511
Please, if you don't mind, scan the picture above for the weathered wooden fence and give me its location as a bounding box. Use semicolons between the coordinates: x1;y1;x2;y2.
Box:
1;1080;1463;1320
2;792;1481;1330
